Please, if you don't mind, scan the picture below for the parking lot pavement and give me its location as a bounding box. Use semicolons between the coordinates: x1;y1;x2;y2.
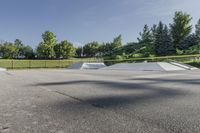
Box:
1;69;200;133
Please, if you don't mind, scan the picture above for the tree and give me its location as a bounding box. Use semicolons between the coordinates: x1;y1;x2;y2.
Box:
138;25;153;44
54;40;75;59
0;43;2;57
37;31;57;59
14;39;23;57
137;25;155;55
14;39;32;58
22;45;35;59
186;43;200;54
170;11;192;49
14;39;23;47
98;43;113;56
151;24;158;37
179;34;198;50
111;35;122;49
195;19;200;42
155;22;176;56
118;42;139;55
36;42;48;59
83;42;100;57
14;39;23;58
0;42;18;59
76;47;83;58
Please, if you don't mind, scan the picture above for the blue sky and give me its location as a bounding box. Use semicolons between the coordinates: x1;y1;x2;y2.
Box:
0;0;200;47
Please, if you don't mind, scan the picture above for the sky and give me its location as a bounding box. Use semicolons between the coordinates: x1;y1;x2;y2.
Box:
0;0;200;47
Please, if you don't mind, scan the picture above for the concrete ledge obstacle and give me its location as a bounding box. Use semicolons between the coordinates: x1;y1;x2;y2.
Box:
168;61;198;70
68;62;106;70
101;62;198;71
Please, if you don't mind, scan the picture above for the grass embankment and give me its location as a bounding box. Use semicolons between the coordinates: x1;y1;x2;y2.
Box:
184;61;200;68
104;54;200;67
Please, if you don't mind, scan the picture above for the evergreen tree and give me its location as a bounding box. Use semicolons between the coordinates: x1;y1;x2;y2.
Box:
137;25;153;46
111;35;122;49
137;25;155;55
195;19;200;42
170;11;192;49
151;24;157;37
155;22;176;56
179;34;198;50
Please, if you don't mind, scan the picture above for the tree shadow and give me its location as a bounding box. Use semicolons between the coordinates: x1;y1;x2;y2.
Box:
30;76;197;132
34;79;188;108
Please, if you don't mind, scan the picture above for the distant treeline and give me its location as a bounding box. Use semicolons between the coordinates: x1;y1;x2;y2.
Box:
0;11;200;60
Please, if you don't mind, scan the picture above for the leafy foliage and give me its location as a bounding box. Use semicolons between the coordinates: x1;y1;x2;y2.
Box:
37;31;57;59
54;40;75;59
83;42;100;57
0;42;18;59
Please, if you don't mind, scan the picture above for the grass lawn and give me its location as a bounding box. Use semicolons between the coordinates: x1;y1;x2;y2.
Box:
0;55;200;69
185;61;200;68
0;58;98;69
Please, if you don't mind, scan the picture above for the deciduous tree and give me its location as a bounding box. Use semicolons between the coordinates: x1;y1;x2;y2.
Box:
37;31;57;59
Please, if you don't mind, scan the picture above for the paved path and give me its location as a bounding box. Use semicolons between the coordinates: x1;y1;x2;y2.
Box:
0;69;200;133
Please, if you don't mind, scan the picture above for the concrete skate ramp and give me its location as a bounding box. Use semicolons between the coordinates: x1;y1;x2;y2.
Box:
102;62;198;71
68;62;106;70
0;68;6;72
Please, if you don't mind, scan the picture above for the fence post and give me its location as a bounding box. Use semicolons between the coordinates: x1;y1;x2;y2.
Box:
45;60;47;68
59;59;61;68
11;60;14;69
29;60;31;69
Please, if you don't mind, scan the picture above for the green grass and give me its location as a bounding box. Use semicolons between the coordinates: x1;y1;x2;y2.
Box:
184;60;200;68
0;54;200;69
0;58;99;69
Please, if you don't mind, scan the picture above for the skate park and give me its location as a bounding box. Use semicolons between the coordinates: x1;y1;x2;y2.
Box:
1;61;200;132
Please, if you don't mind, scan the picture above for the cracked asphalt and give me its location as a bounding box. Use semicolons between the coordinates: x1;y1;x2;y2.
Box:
0;69;200;133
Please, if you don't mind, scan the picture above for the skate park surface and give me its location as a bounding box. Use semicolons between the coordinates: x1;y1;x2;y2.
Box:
1;68;200;133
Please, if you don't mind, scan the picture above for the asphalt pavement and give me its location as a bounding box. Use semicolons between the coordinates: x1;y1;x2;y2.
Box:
0;69;200;133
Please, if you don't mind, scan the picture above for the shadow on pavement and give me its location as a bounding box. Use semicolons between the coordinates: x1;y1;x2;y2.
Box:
34;80;188;108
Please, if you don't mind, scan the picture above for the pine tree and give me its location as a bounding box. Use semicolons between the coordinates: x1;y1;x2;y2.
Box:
170;11;192;48
137;25;155;55
155;22;176;56
195;19;200;42
137;25;153;46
